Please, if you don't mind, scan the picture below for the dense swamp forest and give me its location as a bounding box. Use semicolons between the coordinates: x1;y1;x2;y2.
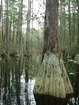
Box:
0;0;79;105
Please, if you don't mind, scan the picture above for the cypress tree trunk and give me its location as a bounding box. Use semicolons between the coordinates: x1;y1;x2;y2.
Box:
26;0;31;70
0;0;2;23
68;0;71;57
0;0;4;42
33;0;73;105
60;0;63;47
75;0;79;104
16;0;23;56
1;0;4;43
5;0;9;57
72;7;75;42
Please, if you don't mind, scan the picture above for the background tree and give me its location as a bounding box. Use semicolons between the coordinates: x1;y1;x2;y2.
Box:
5;0;9;57
0;0;2;23
16;0;23;56
26;0;31;71
68;0;71;57
75;0;79;104
26;0;31;54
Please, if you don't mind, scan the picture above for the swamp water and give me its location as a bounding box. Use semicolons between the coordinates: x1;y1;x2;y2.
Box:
0;57;78;105
0;57;36;105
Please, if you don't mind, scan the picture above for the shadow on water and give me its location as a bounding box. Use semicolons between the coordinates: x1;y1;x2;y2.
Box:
0;57;36;105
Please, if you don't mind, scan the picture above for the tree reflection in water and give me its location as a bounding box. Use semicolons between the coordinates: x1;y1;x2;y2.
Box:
0;57;36;105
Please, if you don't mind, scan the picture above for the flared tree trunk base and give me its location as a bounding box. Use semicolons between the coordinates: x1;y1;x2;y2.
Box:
33;53;73;105
34;94;65;105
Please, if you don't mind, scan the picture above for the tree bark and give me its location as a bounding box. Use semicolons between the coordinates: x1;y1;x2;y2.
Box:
75;0;79;104
43;0;59;54
16;0;23;55
26;0;31;70
68;0;71;57
72;7;75;42
0;0;2;23
26;0;31;55
5;0;9;56
33;0;73;105
1;0;4;42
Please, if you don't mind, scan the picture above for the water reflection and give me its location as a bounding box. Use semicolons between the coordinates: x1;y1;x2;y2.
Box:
0;57;36;105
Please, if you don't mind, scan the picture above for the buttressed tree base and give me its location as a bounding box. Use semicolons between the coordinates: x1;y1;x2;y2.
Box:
33;53;73;105
33;0;74;104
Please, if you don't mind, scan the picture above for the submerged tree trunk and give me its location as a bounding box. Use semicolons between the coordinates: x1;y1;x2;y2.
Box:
33;0;73;105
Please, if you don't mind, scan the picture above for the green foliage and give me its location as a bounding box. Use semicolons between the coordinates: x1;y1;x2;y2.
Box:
0;41;5;54
71;41;77;56
30;28;43;51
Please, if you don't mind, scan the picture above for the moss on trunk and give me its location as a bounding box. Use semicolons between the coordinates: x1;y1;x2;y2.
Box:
33;53;73;105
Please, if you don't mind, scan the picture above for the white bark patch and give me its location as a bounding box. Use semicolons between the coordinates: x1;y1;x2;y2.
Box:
33;53;73;98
